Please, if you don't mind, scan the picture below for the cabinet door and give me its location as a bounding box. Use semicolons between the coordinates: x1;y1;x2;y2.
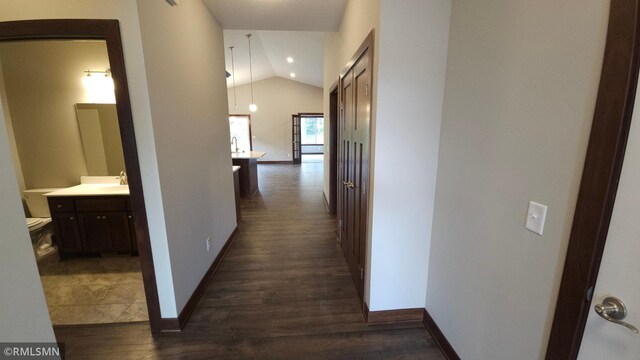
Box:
79;213;110;252
106;213;133;252
52;213;83;252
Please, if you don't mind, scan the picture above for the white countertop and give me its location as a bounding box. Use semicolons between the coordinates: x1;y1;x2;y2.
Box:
231;151;266;159
44;184;130;197
232;166;241;173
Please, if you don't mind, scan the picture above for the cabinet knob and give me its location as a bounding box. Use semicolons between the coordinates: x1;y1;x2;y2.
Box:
57;204;62;208
102;216;107;220
128;215;132;219
96;216;101;219
69;217;74;220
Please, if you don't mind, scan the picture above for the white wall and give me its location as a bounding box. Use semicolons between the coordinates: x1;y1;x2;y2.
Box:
228;77;323;162
324;0;451;311
0;75;55;343
0;41;112;188
323;0;380;306
323;0;380;201
368;0;451;311
426;0;610;358
136;0;237;313
0;0;177;321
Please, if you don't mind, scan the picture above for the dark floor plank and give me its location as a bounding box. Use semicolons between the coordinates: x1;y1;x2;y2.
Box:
54;163;443;359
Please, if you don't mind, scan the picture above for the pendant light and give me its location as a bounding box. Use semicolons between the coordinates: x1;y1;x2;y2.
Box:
246;33;257;112
229;46;238;111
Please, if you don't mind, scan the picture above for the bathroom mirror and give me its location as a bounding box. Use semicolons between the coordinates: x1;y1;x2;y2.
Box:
75;103;125;176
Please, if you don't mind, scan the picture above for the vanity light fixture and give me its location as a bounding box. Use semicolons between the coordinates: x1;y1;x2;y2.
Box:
83;69;115;104
287;57;294;63
247;33;257;113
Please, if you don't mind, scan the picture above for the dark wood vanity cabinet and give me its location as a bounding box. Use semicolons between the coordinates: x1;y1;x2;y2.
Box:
48;196;137;258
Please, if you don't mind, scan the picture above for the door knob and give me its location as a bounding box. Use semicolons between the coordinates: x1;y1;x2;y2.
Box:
594;296;639;333
343;181;354;189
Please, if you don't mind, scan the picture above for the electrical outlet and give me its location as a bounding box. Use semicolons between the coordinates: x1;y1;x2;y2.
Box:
206;237;211;252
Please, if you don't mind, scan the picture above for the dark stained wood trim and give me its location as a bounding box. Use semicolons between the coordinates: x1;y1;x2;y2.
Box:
423;310;461;360
229;114;253;151
323;191;330;214
365;307;424;325
0;19;163;332
158;317;181;332
176;227;240;330
258;161;294;165
328;84;339;215
546;1;640;358
339;30;375;79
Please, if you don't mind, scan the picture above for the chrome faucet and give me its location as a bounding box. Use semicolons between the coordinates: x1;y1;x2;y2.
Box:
231;136;239;153
119;171;128;185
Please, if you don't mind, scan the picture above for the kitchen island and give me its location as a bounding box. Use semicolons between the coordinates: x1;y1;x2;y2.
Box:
231;151;266;197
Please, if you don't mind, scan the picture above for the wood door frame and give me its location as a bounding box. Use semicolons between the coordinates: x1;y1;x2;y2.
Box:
0;19;164;332
329;86;339;215
229;114;253;151
336;30;375;315
546;1;640;358
292;114;301;164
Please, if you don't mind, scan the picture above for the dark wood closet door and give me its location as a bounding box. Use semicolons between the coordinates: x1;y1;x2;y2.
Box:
339;47;371;299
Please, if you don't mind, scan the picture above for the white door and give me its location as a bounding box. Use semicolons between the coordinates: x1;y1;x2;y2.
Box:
577;82;640;358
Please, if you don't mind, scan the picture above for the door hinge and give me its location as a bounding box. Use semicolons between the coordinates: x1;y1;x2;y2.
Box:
340;100;344;110
362;181;366;195
365;82;369;96
338;220;343;229
360;268;364;279
586;286;594;302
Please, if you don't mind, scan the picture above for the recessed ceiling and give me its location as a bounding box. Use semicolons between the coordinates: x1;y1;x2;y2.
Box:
224;30;324;88
203;0;348;31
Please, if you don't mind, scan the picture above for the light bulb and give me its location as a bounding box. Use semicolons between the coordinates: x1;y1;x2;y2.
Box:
289;72;296;78
249;103;257;112
286;57;294;63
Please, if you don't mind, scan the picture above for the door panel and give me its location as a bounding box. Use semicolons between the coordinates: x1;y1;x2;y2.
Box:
577;81;640;359
107;213;133;251
80;213;110;251
292;115;301;164
338;47;371;299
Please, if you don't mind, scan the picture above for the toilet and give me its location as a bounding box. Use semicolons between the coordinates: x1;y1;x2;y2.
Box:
23;188;61;260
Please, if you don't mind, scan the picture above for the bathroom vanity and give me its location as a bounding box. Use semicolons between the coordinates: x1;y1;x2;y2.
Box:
231;151;266;197
45;181;136;259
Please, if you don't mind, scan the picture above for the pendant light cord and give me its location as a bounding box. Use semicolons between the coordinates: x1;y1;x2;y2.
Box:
229;46;237;110
247;34;255;105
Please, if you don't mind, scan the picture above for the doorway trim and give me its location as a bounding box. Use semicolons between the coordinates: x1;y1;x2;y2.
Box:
328;84;339;215
546;1;640;358
0;19;164;332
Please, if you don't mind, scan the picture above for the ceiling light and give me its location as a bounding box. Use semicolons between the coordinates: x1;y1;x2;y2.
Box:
287;57;294;63
247;34;257;113
289;73;296;78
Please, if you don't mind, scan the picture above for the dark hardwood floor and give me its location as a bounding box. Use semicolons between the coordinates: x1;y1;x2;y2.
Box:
54;163;444;359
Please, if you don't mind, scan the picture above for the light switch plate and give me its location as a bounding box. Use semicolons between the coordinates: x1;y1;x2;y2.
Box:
526;201;548;235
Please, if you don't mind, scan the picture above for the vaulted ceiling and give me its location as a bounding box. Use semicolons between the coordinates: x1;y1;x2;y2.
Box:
205;0;346;89
223;30;325;88
203;0;348;31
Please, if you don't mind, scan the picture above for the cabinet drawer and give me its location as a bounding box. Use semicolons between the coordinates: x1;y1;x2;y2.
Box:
48;198;75;213
75;198;127;212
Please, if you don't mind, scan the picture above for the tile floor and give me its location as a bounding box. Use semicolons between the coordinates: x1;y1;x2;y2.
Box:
37;249;148;325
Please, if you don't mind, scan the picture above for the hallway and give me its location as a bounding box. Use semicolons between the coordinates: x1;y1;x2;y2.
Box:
54;163;443;359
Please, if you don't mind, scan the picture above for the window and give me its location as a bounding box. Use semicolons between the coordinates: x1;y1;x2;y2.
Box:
301;116;324;155
229;114;252;153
